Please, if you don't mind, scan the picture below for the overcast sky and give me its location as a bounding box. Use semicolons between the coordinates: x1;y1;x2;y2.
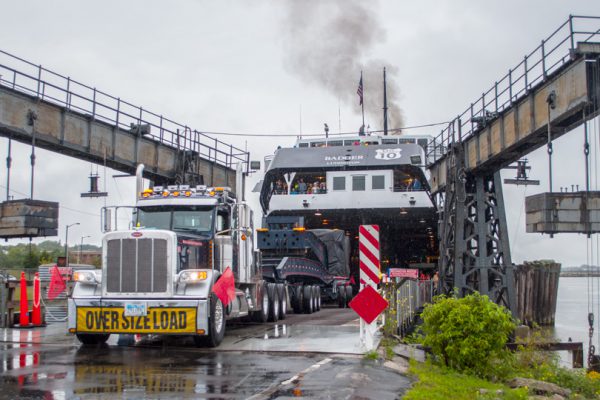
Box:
0;1;599;267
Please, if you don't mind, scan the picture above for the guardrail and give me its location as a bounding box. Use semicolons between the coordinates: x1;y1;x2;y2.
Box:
382;279;435;337
427;15;600;164
0;49;249;171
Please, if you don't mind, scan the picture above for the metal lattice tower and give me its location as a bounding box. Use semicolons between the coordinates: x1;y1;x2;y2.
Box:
438;142;516;314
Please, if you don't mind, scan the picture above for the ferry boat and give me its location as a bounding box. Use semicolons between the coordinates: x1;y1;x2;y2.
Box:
257;134;439;280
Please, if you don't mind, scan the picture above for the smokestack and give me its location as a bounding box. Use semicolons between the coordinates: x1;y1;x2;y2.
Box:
383;67;388;136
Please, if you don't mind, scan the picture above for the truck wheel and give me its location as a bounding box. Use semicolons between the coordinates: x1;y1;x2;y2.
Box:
76;333;110;345
252;283;269;323
345;285;353;307
303;285;314;314
277;283;287;320
195;293;226;348
267;283;280;322
292;285;303;314
311;286;319;312
338;285;347;308
315;286;322;311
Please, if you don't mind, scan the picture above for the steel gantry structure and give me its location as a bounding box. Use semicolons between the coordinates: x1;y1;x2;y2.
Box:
428;15;600;314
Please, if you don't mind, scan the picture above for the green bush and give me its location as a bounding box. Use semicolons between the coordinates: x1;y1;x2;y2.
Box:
420;292;515;377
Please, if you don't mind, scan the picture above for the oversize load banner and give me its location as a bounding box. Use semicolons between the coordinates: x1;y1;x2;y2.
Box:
76;307;197;334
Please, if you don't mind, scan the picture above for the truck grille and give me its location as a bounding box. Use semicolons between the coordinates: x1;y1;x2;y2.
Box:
106;238;168;293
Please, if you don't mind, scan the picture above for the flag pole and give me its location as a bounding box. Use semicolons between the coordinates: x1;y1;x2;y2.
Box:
361;70;365;129
383;67;388;136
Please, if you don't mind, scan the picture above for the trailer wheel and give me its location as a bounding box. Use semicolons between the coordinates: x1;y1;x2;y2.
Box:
311;286;319;312
345;285;353;307
195;292;226;348
303;285;314;314
276;283;287;320
267;283;280;322
315;286;322;311
292;285;303;314
338;284;347;308
76;333;110;345
251;283;269;323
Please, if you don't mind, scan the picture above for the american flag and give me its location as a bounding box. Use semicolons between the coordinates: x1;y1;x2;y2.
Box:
357;76;363;105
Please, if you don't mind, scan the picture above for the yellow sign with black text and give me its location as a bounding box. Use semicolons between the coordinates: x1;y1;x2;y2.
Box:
76;307;197;334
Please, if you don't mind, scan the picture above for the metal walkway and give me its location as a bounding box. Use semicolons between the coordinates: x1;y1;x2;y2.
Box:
429;16;600;193
428;15;600;314
0;49;249;188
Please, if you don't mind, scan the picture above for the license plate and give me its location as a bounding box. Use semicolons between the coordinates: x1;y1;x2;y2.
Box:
76;307;197;334
124;303;147;317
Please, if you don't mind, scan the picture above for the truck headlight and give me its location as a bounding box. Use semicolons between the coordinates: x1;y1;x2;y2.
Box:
73;271;99;284
179;270;208;283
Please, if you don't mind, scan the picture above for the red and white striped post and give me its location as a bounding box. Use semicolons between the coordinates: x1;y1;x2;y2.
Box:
359;224;380;350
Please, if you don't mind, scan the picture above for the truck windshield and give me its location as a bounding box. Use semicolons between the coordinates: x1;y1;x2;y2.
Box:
137;206;215;235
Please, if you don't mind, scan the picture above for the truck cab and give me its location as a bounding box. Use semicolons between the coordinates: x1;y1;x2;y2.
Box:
67;173;267;348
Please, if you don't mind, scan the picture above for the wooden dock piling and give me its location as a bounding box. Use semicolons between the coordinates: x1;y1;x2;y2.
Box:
514;261;561;326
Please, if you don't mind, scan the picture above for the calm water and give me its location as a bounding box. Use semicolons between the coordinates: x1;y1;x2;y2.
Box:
550;277;600;366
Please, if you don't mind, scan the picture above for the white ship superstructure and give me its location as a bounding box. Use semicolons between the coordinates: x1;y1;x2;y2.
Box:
258;134;438;270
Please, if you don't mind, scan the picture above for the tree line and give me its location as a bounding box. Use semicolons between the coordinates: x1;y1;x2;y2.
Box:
0;240;101;270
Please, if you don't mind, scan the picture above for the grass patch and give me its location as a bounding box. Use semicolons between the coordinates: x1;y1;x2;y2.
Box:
404;360;528;400
363;350;379;361
380;336;397;360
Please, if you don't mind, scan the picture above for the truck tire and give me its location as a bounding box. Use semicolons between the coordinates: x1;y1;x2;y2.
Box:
76;333;110;345
267;283;280;322
252;283;269;323
277;283;287;320
315;286;322;311
338;285;347;308
195;292;226;347
311;286;319;312
292;285;303;314
345;285;353;307
303;285;314;314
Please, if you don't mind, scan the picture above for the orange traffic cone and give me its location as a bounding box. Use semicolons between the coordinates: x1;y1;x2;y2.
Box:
18;272;31;328
32;272;42;326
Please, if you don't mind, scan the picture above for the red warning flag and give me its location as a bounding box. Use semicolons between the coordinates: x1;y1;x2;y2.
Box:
48;265;66;300
212;266;236;306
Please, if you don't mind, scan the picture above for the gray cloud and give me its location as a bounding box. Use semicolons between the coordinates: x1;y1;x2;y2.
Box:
281;0;404;132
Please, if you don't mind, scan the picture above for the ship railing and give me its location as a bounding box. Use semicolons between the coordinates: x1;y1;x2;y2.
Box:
426;15;600;165
393;186;426;193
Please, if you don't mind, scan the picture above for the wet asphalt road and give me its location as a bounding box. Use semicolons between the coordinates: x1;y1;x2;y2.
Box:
0;308;411;399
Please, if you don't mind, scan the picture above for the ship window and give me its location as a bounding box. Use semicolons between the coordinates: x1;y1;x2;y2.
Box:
298;143;309;148
310;141;326;147
327;140;343;147
352;176;366;191
333;176;346;191
399;138;415;144
344;140;359;146
382;138;398;144
372;175;385;190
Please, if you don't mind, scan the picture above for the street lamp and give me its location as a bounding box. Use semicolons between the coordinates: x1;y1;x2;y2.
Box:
78;235;91;264
65;222;80;267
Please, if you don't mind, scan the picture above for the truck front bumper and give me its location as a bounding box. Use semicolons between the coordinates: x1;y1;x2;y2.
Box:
68;297;209;336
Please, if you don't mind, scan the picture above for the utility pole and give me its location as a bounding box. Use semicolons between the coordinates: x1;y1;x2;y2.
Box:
65;222;80;267
78;235;91;264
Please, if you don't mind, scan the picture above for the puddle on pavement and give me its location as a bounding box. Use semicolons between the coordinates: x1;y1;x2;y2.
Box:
262;324;290;340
